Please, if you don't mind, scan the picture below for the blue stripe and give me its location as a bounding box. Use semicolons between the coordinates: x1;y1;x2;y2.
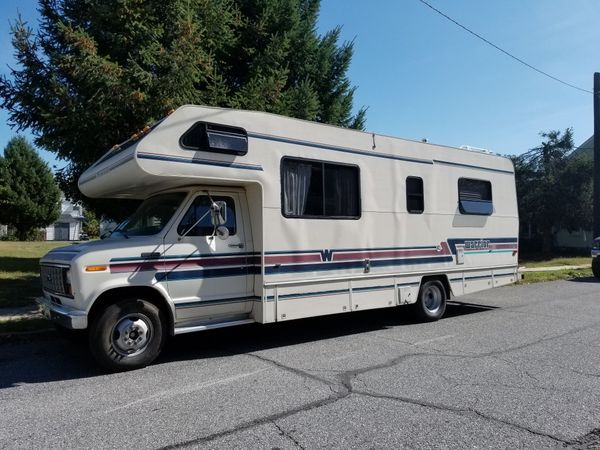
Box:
155;267;249;282
447;238;518;255
79;154;135;185
266;282;420;301
432;159;514;175
110;251;260;262
266;256;453;274
248;132;433;165
137;152;263;171
175;296;260;309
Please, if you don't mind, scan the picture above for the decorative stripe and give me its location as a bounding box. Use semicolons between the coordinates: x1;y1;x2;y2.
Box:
110;251;259;263
175;296;260;309
137;152;263;171
266;256;454;275
449;272;516;282
432;159;514;175
266;282;420;301
447;238;518;255
79;154;135;185
248;132;433;165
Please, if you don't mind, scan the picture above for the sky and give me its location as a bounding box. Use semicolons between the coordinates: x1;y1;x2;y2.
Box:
0;0;599;170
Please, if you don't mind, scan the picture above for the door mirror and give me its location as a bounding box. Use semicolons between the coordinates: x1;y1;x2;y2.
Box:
210;201;227;226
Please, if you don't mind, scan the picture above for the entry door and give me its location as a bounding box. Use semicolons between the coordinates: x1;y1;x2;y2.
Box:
162;191;254;322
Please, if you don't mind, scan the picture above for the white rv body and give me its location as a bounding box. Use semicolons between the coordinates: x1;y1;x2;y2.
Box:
38;105;518;368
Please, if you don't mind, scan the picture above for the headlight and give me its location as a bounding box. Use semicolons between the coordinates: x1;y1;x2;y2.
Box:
63;269;73;296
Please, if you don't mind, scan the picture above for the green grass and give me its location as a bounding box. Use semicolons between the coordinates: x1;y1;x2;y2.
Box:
0;241;72;308
520;256;591;268
519;267;593;284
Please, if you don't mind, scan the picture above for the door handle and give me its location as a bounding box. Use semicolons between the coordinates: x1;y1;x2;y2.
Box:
228;243;245;248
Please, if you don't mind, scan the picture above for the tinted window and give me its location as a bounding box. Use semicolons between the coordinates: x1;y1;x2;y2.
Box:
406;177;424;214
282;158;360;219
177;196;237;236
180;122;248;155
458;178;493;215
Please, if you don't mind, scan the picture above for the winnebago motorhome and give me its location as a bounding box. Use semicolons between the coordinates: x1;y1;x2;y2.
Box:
38;105;519;370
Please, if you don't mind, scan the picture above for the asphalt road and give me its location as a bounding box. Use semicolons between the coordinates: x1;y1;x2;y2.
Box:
1;278;600;449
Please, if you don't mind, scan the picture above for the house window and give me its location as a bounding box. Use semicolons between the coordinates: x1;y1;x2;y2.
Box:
177;196;237;236
281;157;360;219
180;122;248;155
406;177;424;214
458;178;493;215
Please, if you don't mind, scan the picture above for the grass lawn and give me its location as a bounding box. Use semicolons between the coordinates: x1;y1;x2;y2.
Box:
0;241;72;309
519;256;591;268
519;267;593;284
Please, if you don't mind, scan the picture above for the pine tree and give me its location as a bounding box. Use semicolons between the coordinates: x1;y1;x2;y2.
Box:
0;0;366;211
0;137;61;240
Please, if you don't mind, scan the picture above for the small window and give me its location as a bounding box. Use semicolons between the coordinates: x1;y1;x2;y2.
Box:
406;177;424;214
180;122;248;155
281;157;360;219
458;178;493;215
177;196;237;236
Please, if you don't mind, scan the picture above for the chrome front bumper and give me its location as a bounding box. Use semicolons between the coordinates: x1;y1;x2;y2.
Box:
36;296;88;330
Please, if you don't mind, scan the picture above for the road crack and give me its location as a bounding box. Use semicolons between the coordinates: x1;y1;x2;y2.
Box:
272;420;305;449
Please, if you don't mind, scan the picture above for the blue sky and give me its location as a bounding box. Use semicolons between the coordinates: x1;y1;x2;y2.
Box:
1;0;599;169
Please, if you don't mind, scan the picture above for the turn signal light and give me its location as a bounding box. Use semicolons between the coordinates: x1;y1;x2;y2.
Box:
85;265;108;272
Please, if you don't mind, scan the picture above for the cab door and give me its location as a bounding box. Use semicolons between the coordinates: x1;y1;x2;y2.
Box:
162;190;255;323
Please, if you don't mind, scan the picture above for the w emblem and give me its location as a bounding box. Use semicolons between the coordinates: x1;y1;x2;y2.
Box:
319;249;334;262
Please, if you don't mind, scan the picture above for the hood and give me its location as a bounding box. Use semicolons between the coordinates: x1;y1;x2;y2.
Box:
40;237;162;266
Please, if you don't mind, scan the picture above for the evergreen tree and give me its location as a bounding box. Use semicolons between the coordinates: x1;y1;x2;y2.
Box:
0;0;366;211
512;128;592;254
0;136;61;240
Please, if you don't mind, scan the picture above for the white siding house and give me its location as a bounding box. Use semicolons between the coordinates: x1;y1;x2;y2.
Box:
45;195;84;241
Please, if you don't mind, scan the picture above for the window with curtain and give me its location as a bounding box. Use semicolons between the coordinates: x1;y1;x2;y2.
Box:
281;157;360;219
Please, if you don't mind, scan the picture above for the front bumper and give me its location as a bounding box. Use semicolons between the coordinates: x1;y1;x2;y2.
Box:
36;296;88;330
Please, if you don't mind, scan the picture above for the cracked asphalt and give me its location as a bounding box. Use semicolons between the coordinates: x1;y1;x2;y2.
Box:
1;278;600;449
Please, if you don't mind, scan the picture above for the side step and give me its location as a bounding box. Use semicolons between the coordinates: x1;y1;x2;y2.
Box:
174;318;255;335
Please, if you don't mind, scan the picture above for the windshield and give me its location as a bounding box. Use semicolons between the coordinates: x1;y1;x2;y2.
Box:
113;192;186;237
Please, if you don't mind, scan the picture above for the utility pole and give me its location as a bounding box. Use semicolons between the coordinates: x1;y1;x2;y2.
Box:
595;73;600;238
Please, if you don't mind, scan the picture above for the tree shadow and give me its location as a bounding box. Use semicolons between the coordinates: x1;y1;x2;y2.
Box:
0;275;41;309
568;276;600;284
0;257;42;274
0;300;497;388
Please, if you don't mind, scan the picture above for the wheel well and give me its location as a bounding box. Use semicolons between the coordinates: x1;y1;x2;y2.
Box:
420;275;451;299
88;286;174;334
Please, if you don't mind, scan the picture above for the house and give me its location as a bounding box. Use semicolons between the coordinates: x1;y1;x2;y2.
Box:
45;195;84;240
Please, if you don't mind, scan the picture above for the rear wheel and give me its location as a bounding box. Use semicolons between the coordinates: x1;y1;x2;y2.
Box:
414;280;447;322
89;298;166;371
593;257;600;278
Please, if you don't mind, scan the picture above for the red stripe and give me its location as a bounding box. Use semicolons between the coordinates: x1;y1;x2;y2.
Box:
110;256;252;273
264;254;322;265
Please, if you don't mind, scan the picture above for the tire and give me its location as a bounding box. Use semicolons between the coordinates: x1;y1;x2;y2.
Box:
593;257;600;278
414;280;447;322
88;298;166;371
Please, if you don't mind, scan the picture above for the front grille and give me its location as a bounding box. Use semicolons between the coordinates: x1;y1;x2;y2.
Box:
40;265;67;296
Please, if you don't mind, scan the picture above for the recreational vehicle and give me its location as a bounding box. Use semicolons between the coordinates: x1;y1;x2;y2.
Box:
38;105;519;370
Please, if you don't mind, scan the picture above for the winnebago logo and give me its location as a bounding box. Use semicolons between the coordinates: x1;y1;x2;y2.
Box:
464;240;490;250
319;249;334;262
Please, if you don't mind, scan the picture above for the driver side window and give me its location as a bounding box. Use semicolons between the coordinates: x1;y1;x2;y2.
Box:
177;196;237;236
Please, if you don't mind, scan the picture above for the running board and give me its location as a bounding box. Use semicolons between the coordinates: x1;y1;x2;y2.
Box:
174;318;255;335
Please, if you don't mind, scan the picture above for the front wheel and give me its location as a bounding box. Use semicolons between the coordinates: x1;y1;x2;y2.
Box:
89;299;166;371
593;257;600;278
413;280;447;322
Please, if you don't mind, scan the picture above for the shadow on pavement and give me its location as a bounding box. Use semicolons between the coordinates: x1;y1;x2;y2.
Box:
568;277;600;283
0;301;497;388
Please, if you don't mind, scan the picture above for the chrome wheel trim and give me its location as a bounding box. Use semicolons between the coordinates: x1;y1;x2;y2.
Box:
423;284;443;314
111;313;153;357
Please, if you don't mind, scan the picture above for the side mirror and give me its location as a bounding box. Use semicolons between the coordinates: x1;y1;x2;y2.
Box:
210;201;227;226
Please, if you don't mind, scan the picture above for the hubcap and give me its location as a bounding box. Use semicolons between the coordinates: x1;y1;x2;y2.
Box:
423;285;442;313
112;314;153;357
